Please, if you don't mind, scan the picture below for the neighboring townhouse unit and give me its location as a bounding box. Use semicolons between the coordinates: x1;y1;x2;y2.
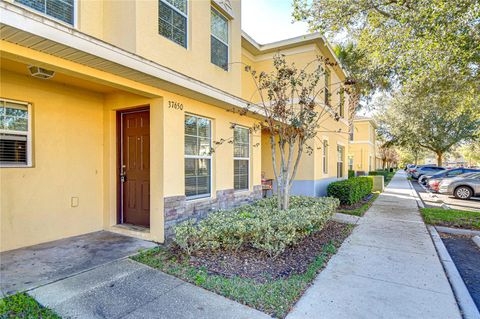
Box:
242;33;351;196
0;0;353;251
348;116;380;173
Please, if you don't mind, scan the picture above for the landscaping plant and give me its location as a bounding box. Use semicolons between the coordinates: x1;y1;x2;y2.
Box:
174;196;339;257
326;176;373;205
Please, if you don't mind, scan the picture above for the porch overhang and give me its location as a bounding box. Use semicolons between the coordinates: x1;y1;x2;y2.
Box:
0;1;263;115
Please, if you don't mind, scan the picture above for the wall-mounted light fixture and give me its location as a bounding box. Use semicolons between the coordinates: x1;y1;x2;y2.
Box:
28;65;55;79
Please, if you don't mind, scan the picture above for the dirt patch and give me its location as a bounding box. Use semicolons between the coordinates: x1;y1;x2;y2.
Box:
338;194;374;211
170;221;352;282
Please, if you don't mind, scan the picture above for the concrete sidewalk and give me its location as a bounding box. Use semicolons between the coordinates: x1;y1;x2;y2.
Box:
287;171;461;319
30;258;271;319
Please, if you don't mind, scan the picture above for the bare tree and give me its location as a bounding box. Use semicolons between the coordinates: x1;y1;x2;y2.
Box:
238;54;358;209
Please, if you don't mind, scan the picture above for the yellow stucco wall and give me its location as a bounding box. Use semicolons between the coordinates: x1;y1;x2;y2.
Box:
349;120;377;172
0;53;262;251
243;44;350;183
0;70;105;251
72;0;243;98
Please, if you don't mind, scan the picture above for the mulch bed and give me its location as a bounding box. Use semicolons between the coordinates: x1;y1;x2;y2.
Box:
170;221;351;282
338;194;374;211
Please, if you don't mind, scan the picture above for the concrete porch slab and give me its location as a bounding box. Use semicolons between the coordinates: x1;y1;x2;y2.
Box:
0;231;157;295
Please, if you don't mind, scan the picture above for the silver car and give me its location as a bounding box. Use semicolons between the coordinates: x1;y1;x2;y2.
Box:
438;172;480;199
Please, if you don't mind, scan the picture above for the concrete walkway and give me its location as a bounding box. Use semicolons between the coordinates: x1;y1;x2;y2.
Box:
287;171;462;319
30;258;271;319
1;231;156;295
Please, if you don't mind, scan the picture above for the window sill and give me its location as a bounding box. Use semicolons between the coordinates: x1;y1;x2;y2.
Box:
186;194;212;202
234;188;250;194
0;164;32;168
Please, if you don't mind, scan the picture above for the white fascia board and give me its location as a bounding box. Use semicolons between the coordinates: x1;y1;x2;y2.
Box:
0;2;249;110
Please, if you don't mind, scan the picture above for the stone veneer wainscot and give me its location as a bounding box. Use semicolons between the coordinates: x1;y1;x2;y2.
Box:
164;185;262;237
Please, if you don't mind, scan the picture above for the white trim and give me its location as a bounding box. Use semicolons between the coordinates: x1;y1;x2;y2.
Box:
210;6;229;71
241;44;317;62
0;2;254;113
159;0;188;49
322;138;328;175
233;125;250;191
184;113;213;200
242;31;348;78
12;0;76;27
0;99;32;168
349;140;374;146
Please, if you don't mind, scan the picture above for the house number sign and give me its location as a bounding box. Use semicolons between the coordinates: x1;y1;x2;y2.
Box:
168;101;183;110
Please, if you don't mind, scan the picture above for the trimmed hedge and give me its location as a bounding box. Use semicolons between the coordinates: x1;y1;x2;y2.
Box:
174;196;339;257
348;170;355;179
327;177;373;205
369;170;389;179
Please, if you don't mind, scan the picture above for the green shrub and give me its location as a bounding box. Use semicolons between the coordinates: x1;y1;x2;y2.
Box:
348;170;355;178
174;196;339;257
326;177;373;205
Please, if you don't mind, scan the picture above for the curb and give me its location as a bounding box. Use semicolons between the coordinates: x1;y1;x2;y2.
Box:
333;212;361;225
435;226;480;237
408;179;425;208
473;236;480;249
428;226;480;319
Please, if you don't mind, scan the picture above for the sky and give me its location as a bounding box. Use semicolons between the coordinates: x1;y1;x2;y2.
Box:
241;0;309;44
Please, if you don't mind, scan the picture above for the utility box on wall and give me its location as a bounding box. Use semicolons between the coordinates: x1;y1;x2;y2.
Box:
372;176;384;192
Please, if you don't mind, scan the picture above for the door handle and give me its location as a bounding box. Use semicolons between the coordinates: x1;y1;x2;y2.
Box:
120;165;127;182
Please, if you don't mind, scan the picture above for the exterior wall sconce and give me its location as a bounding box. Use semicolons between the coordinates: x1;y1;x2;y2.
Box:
28;65;55;79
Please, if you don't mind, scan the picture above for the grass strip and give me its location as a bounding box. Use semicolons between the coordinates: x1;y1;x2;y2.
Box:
0;292;61;319
132;225;352;318
420;207;480;230
337;193;379;217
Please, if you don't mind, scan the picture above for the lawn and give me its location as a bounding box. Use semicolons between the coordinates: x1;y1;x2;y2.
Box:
0;292;61;319
133;222;353;318
420;208;480;230
337;192;379;217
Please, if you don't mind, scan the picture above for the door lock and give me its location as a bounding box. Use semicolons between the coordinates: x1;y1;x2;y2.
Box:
120;165;127;182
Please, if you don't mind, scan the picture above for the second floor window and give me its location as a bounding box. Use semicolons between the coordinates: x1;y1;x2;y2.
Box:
159;0;188;48
211;8;229;70
16;0;74;25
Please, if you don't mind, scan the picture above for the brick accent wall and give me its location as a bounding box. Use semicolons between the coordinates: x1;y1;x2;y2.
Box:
164;185;262;237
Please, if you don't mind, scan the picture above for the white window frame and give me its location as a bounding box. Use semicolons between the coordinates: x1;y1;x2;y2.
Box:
337;144;345;178
322;139;328;174
184;113;212;200
159;0;189;48
0;98;32;168
210;7;229;71
14;0;77;27
233;125;250;191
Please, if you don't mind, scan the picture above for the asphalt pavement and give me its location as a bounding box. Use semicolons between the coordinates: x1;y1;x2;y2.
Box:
411;179;480;212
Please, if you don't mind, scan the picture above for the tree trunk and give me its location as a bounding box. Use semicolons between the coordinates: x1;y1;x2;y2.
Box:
436;152;443;167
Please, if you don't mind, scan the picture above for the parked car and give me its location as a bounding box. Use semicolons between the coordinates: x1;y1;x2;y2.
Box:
438;172;480;199
411;166;445;180
426;169;480;192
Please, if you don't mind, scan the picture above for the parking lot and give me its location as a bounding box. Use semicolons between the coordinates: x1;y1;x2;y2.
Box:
411;179;480;212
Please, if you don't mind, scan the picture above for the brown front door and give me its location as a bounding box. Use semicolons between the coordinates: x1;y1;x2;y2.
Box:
120;109;150;227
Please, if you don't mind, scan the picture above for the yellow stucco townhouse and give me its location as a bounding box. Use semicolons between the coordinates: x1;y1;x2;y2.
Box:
348;116;381;173
0;0;353;252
